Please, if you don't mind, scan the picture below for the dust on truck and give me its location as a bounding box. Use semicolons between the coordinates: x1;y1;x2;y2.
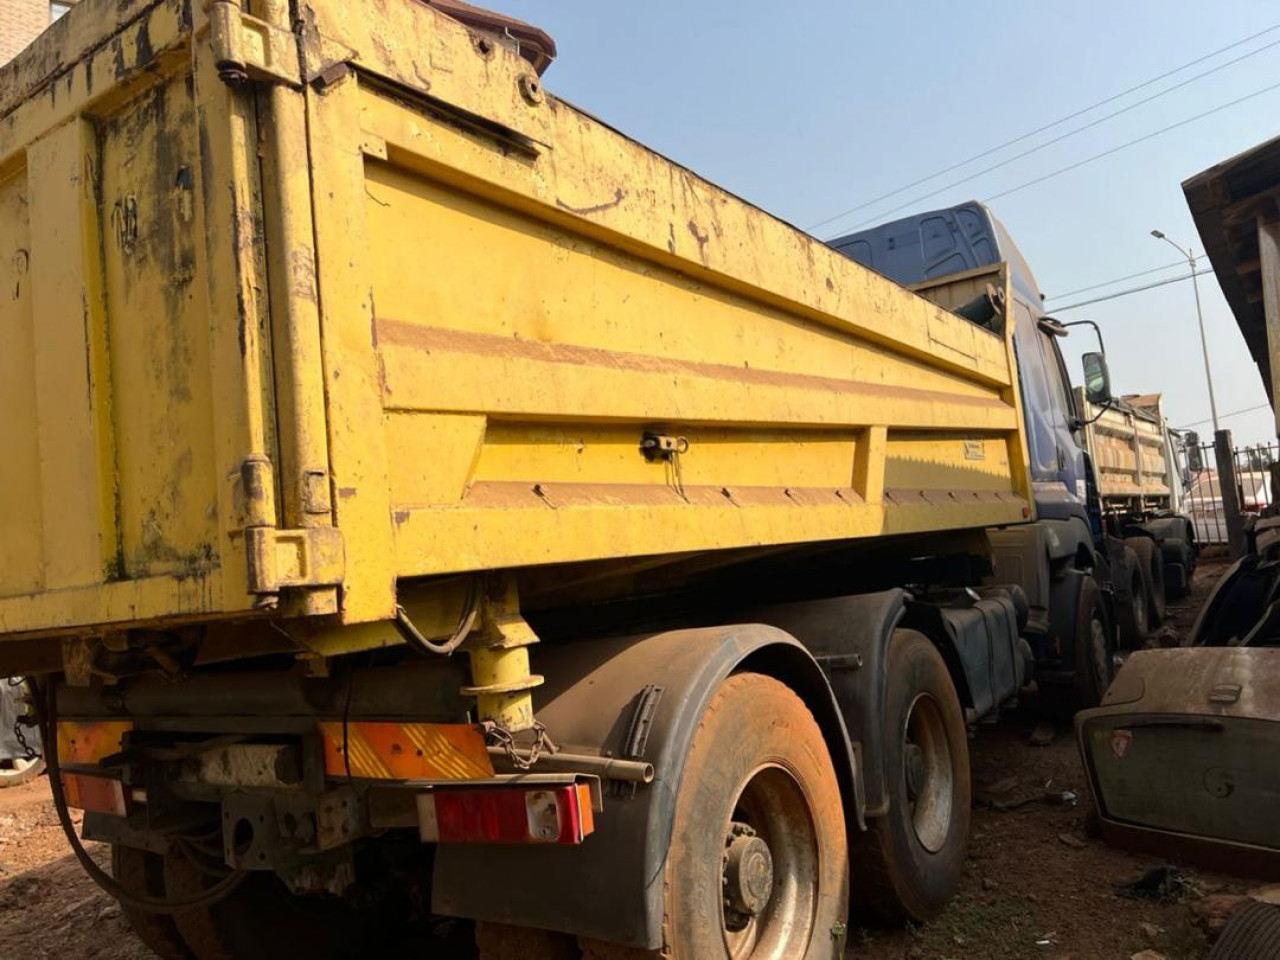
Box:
0;2;1106;957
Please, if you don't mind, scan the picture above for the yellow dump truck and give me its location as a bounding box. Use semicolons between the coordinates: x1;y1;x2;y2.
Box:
1074;389;1198;642
1;2;1125;957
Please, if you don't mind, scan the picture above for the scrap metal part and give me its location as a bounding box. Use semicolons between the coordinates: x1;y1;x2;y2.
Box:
1077;647;1280;877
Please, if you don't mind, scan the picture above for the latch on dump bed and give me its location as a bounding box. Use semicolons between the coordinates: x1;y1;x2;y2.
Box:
207;0;301;87
245;527;344;594
238;456;344;594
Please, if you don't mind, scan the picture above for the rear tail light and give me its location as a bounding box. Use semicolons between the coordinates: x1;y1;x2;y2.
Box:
418;782;595;845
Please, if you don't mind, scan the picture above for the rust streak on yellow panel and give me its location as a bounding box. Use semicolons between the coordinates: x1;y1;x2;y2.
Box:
376;322;1018;432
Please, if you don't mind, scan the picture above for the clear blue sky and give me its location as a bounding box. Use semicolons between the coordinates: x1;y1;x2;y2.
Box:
498;0;1280;446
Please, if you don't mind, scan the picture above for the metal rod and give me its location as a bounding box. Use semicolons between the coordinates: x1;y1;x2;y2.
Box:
1189;254;1221;431
487;747;654;783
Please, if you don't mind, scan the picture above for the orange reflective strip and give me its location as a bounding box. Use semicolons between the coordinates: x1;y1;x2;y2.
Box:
317;722;493;780
57;721;132;765
61;772;127;816
575;782;595;839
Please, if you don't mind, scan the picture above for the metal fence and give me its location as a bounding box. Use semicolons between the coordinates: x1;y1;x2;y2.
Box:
1184;435;1280;545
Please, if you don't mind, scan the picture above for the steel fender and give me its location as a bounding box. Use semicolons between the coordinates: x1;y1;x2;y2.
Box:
431;624;856;949
1190;554;1280;646
743;590;907;818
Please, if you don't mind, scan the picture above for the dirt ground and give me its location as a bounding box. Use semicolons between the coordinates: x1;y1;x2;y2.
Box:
0;557;1247;960
855;555;1239;960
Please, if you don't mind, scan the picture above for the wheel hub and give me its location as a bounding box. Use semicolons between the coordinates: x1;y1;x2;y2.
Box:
723;823;774;928
904;742;926;800
903;693;955;854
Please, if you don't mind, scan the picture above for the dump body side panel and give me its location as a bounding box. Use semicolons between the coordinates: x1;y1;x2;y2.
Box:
302;0;1033;622
3;0;1033;645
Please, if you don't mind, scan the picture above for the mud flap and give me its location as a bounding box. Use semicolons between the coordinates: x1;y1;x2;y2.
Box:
430;624;857;949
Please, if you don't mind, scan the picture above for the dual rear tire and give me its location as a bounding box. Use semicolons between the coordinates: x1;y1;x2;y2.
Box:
847;631;971;924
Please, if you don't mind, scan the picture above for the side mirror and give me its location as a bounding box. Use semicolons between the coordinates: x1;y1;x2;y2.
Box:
1082;351;1112;406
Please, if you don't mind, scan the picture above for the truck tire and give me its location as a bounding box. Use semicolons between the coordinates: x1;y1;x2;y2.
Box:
848;630;970;924
165;853;399;960
1125;536;1166;625
1115;548;1149;650
1143;517;1198;598
652;672;848;958
1074;576;1115;708
1207;899;1280;959
112;845;195;960
1161;537;1194;599
0;755;43;788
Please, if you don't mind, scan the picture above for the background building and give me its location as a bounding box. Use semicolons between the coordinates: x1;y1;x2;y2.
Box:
1;0;76;66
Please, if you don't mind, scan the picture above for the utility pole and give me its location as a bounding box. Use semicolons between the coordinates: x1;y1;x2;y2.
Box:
1151;229;1220;432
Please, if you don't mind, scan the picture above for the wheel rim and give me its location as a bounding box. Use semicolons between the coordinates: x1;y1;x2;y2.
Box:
720;765;818;959
902;693;954;854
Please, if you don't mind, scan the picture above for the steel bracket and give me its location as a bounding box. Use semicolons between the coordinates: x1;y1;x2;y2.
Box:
245;526;344;594
208;1;302;87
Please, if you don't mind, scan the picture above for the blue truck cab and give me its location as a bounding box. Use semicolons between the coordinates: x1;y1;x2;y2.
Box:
829;203;1123;698
830;203;1093;530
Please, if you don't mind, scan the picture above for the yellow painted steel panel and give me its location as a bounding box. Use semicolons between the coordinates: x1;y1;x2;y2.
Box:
98;75;221;579
27;122;117;591
0;165;43;596
0;0;1036;649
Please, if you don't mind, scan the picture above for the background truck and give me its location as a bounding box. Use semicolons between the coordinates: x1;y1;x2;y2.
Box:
832;203;1198;656
0;3;1140;958
1074;390;1199;643
1074;133;1280;884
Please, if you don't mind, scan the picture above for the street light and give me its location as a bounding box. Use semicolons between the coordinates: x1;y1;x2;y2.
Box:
1151;229;1219;432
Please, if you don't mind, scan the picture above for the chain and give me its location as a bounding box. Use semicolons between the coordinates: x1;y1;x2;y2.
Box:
482;719;557;771
9;679;39;762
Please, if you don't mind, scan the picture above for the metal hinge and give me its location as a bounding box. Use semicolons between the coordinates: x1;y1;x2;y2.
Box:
245;526;344;594
208;1;301;87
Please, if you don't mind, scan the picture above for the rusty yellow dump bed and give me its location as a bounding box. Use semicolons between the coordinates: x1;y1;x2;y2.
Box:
1076;390;1176;508
0;0;1031;644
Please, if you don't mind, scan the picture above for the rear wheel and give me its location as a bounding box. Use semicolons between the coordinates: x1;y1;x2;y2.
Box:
848;630;970;924
1145;517;1197;598
111;845;194;960
164;841;453;960
1115;548;1149;650
1073;576;1115;708
656;672;848;958
1161;537;1195;599
1126;536;1166;625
